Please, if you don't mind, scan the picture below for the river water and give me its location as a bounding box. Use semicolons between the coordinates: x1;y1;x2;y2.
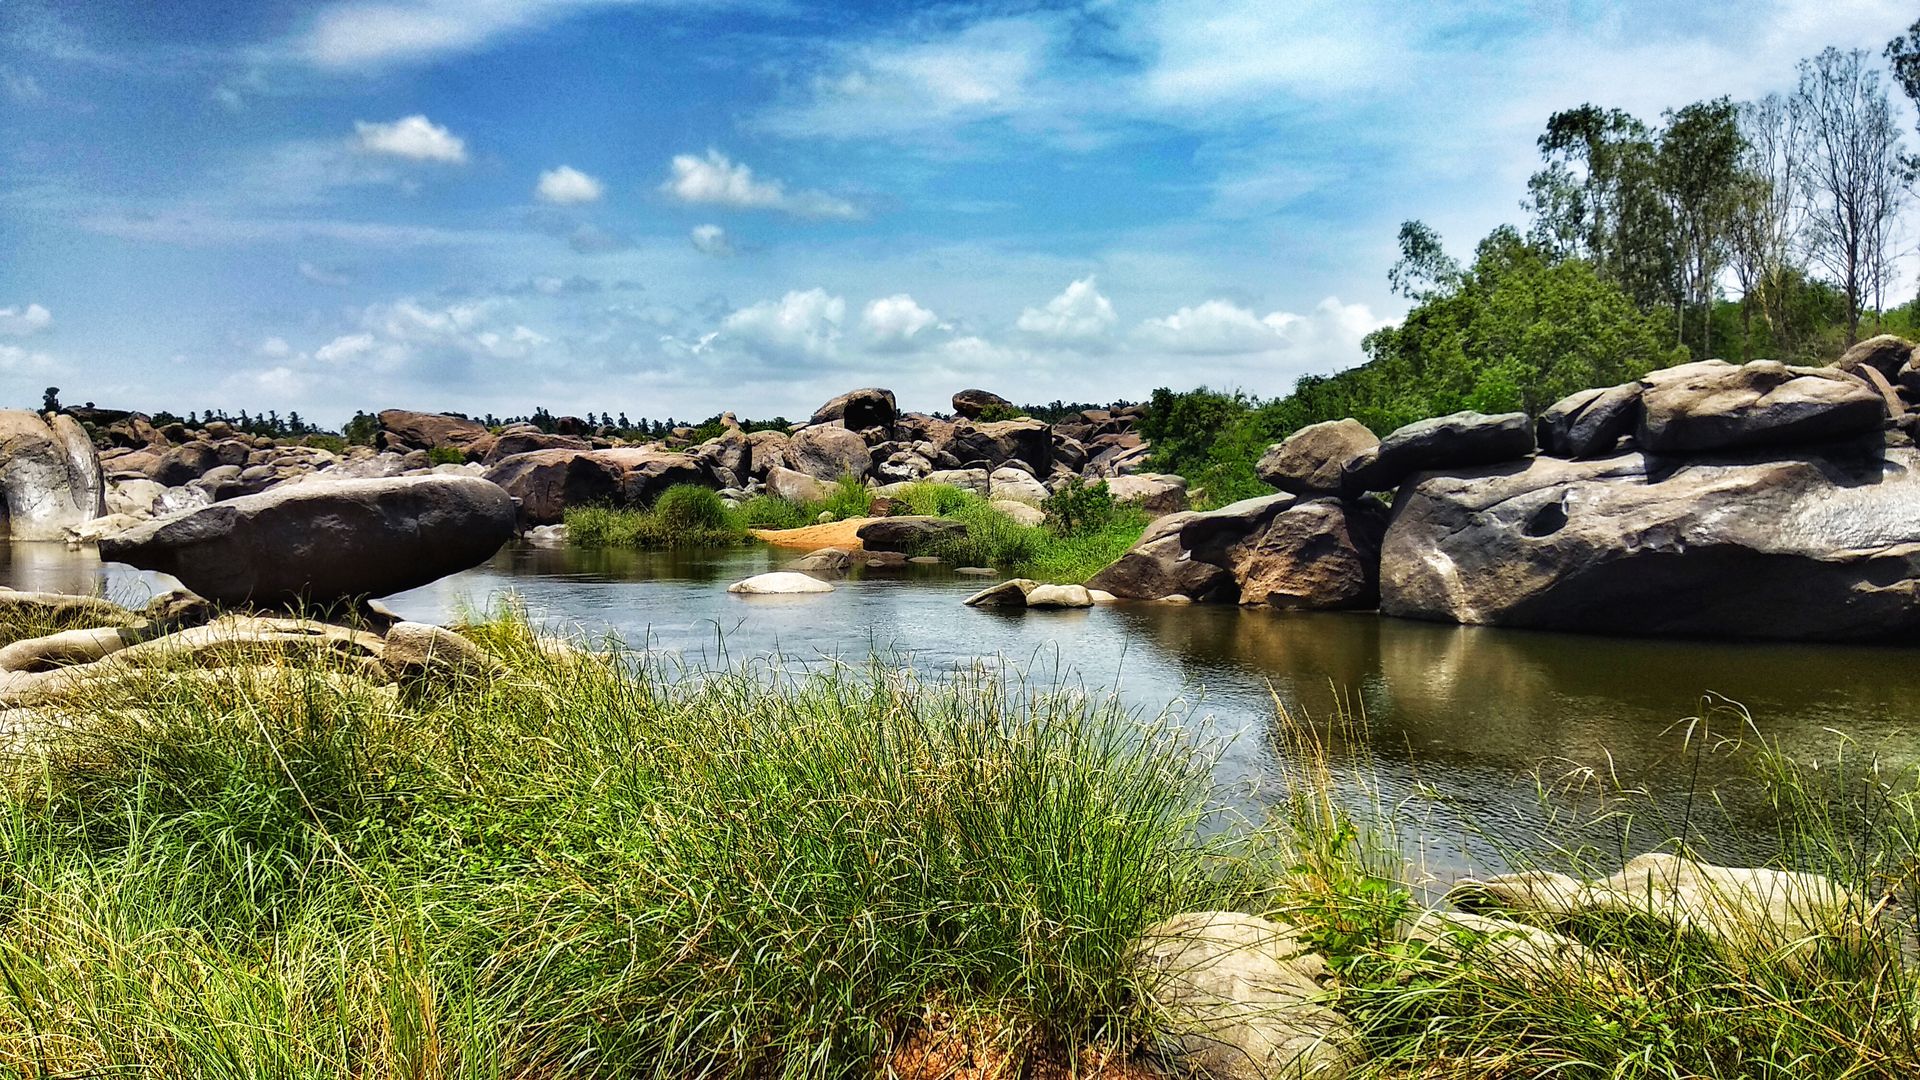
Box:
7;539;1917;879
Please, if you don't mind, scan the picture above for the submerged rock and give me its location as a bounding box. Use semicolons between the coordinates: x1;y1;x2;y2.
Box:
99;475;515;607
727;571;835;595
1378;445;1920;639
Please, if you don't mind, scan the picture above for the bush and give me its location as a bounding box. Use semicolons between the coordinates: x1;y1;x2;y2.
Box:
736;494;813;530
565;486;748;549
817;475;874;521
426;445;466;466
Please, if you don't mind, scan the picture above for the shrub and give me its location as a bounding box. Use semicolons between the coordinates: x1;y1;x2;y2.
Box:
426;445;467;466
736;494;813;530
817;475;873;521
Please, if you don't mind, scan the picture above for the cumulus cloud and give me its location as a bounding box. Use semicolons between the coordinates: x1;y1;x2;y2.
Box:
256;336;295;359
861;294;946;351
717;289;846;359
661;150;860;220
0;344;53;371
1138;295;1386;365
689;223;734;256
314;331;385;365
303;0;631;68
1017;277;1116;347
0;303;52;337
354;115;468;163
535;165;604;205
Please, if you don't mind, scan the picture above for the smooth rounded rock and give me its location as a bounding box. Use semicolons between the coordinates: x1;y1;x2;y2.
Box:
727;571;835;595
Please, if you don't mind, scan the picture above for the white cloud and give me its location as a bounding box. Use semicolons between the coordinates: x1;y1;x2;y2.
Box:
536;165;604;205
1;67;45;103
256;336;294;359
0;303;52;337
689;223;734;256
298;261;354;286
861;294;946;351
0;344;53;371
1137;0;1399;109
314;332;382;364
1017;277;1116;347
718;289;846;359
1138;295;1385;364
661;150;860;220
354;115;468;163
303;0;635;68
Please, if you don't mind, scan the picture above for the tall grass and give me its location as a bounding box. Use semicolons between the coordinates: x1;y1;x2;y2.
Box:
567;485;750;548
0;612;1244;1077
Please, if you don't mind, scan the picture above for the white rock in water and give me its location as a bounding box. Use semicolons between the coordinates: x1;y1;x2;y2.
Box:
1025;583;1093;608
728;571;835;595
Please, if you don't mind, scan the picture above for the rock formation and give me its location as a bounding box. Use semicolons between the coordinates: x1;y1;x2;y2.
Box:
0;410;104;541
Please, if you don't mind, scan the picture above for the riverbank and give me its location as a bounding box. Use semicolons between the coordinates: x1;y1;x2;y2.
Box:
0;601;1915;1077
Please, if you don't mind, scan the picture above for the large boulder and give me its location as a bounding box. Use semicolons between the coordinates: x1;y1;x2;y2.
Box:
1226;497;1388;609
785;425;871;482
988;466;1049;505
376;409;491;454
764;465;831;504
480;431;589;465
1085;513;1235;601
1537;382;1642;458
1104;473;1190;515
483;450;621;525
951;388;1014;419
1346;411;1535;493
1830;334;1917;381
1135;911;1358;1080
594;448;714;505
1257;419;1380;495
745;429;791;478
946;418;1050;472
855;516;966;553
99;475;514;606
0;411;105;541
810;387;897;431
1637;359;1885;454
1378;445;1920;640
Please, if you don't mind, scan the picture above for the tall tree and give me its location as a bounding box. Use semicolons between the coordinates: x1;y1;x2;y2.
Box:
1728;94;1807;359
1656;98;1745;358
1792;47;1907;344
1525;105;1675;311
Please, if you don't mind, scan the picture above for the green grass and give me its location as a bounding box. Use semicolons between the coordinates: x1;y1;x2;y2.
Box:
563;477;1147;584
0;610;1241;1077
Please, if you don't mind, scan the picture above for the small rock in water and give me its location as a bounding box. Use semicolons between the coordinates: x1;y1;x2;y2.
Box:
954;566;998;576
728;571;835;595
1025;583;1092;609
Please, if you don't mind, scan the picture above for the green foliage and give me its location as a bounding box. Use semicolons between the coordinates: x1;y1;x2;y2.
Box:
0;614;1241;1076
735;494;813;530
817;475;874;522
891;482;972;517
972;403;1030;422
914;487;1149;583
342;410;378;447
425;445;466;466
1040;478;1118;536
566;486;751;549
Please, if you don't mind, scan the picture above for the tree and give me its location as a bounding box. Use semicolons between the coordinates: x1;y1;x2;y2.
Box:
1656;98;1745;358
1387;220;1461;300
40;387;60;414
1525;105;1676;311
1728;94;1809;360
1792;47;1908;344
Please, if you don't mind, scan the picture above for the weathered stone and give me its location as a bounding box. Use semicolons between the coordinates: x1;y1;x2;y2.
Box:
727;571;835;595
481;431;590;465
1024;583;1093;609
1831;334;1917;381
963;578;1037;607
785;424;872;482
381;621;507;681
765;465;832;504
991;499;1046;526
376;409;491;454
988;466;1050;505
1104;472;1189;515
810;388;897;431
99;475;515;607
1346;411;1535;493
0;590;136;630
951;388;1014;419
1135;911;1358;1080
1257;420;1380;495
1538;382;1643;458
1086;513;1235;601
0;411;105;541
925;468;990;497
0;624;145;672
484;450;621;525
1228;498;1389;609
856;516;967;553
745;429;791;478
1450;852;1861;972
1378;446;1920;640
1638;359;1885;454
787;547;855;573
946;418;1050;472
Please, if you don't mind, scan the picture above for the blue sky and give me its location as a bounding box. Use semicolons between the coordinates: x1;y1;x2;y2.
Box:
1;0;1914;425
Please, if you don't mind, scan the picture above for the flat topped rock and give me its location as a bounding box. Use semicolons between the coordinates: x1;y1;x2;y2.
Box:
99;474;515;607
728;571;835;595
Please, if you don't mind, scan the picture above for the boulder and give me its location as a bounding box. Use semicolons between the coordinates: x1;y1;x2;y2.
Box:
1450;852;1860;972
1024;583;1093;609
1537;382;1642;458
991;499;1045;526
810;388;897;431
787;547;854;573
99;475;515;607
1400;910;1627;990
1638;359;1885;454
594;448;714;505
1135;912;1358;1080
149;442;222;486
1345;411;1535;493
381;622;507;681
1378;446;1920;640
785;424;871;482
1227;497;1389;609
946;418;1050;472
962;578;1037;607
484;450;621;526
1104;472;1189;515
0;410;105;541
481;431;590;465
925;468;989;497
855;516;967;553
1256;419;1380;495
988;466;1050;505
765;465;832;504
1831;334;1917;381
727;571;835;595
951;388;1014;419
745;429;792;478
1085;514;1235;602
376;409;491;454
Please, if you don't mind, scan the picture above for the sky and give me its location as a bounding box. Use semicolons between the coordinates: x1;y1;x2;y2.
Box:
1;0;1916;426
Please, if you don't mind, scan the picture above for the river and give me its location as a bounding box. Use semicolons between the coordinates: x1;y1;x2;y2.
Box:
7;539;1916;879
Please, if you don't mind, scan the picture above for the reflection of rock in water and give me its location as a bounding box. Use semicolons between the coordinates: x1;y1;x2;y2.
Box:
1;543;180;605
